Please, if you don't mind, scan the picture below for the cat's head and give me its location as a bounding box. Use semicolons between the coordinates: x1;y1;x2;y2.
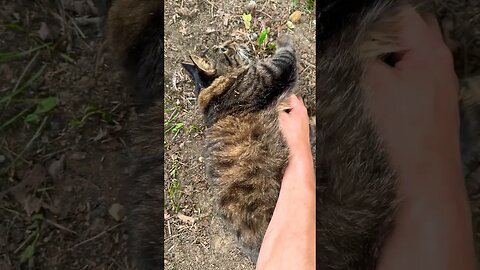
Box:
181;40;252;95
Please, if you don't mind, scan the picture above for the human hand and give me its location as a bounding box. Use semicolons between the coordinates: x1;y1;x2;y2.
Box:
278;95;311;159
364;7;461;175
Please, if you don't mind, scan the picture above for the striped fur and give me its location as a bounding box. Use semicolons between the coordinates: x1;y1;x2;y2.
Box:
182;38;297;262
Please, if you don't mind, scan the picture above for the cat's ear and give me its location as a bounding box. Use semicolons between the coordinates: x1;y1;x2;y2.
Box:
189;54;215;76
181;62;214;96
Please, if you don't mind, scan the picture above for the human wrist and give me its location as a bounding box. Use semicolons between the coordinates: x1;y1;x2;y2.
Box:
396;153;466;202
282;150;314;186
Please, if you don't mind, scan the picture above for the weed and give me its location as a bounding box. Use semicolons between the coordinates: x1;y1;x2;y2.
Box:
0;64;47;107
0;63;48;130
18;213;44;267
242;13;252;31
69;105;118;128
24;97;58;124
168;160;182;213
291;0;315;12
291;0;300;10
187;124;202;135
257;28;269;50
165;104;185;138
0;43;51;64
305;0;315;11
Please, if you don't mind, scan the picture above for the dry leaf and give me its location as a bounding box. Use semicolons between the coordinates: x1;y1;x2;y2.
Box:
23;196;43;216
48;155;65;181
177;213;196;224
289;11;302;23
92;128;108;142
0;164;48;216
38;22;52;41
108;203;125;222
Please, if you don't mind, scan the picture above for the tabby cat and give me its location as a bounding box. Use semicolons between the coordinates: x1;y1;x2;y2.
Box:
318;0;480;269
107;0;302;267
107;0;164;269
181;37;298;261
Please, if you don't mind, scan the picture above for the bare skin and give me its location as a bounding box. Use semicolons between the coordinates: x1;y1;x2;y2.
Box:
255;95;315;270
364;7;476;270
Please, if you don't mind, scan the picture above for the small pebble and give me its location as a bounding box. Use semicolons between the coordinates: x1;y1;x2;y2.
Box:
246;1;256;12
109;203;125;222
289;11;302;23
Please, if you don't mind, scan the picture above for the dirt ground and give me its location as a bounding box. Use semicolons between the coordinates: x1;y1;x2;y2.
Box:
0;0;133;269
163;0;315;269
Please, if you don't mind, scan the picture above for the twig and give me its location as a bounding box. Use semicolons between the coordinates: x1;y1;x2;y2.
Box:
0;52;39;117
69;223;123;249
46;219;78;235
8;116;48;171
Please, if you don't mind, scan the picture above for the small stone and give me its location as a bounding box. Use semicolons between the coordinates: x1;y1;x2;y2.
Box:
289;11;302;23
246;1;256;12
108;203;125;222
286;21;295;30
48;155;65;181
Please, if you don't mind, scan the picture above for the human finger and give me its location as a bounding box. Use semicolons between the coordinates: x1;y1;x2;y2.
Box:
421;12;444;42
396;6;431;49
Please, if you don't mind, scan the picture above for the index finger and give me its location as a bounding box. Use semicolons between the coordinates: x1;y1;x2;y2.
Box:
396;6;433;49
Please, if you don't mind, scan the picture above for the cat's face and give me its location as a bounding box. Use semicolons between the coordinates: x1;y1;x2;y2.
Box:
207;40;252;76
181;40;252;95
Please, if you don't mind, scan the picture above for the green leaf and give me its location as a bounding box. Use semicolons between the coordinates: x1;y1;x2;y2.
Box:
31;213;44;221
24;113;40;123
257;28;269;49
36;97;58;114
19;244;35;263
242;13;252;31
266;43;277;50
24;97;58;123
172;123;184;133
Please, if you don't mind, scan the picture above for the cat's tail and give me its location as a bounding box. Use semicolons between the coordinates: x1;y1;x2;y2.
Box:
106;0;163;111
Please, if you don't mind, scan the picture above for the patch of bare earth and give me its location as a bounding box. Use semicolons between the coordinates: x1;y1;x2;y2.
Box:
0;0;135;269
164;0;315;269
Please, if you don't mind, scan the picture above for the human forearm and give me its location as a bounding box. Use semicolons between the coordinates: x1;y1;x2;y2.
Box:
256;149;315;270
377;161;475;270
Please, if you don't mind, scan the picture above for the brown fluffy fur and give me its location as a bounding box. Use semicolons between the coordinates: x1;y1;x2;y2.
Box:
106;0;163;269
182;38;299;261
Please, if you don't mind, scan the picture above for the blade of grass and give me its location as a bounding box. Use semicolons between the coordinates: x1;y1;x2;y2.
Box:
0;106;34;130
6;116;48;173
0;43;51;64
0;64;47;105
